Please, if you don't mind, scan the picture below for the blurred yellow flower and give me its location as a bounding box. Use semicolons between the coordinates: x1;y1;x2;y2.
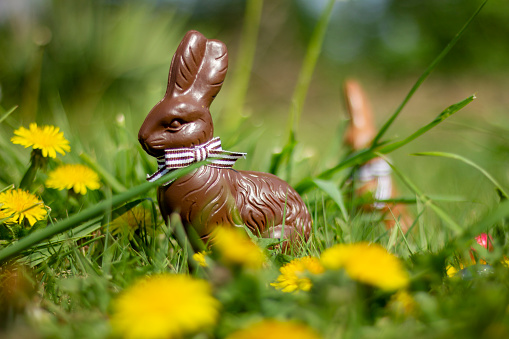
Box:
11;123;70;158
211;227;266;269
321;242;409;291
446;263;466;278
46;164;100;195
271;256;324;293
226;320;322;339
389;290;416;316
0;189;46;226
110;274;219;339
0;209;10;222
446;265;458;277
193;251;209;267
109;206;152;240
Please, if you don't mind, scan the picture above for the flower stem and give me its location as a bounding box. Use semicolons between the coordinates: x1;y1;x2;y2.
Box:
19;149;47;190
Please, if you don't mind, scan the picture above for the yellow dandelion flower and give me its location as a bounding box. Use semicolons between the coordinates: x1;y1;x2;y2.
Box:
446;265;458;277
321;242;409;291
108;206;152;240
46;164;100;195
193;251;209;267
11;123;70;158
0;208;13;222
211;227;266;269
0;189;47;226
110;274;219;339
226;320;322;339
446;263;465;278
271;256;324;293
389;290;416;316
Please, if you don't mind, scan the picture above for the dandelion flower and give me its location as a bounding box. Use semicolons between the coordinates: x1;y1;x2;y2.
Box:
226;320;322;339
46;164;100;195
193;251;209;267
211;227;266;269
446;265;458;277
389;290;416;316
446;263;466;278
110;274;219;339
0;189;47;226
321;242;409;291
109;206;152;239
11;123;70;158
0;209;10;222
271;256;324;293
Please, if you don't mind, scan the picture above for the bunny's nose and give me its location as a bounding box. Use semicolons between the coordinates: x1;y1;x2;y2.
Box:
138;130;151;147
138;131;146;143
138;132;149;149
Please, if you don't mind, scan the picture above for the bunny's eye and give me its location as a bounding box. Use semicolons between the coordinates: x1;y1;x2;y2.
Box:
164;119;185;131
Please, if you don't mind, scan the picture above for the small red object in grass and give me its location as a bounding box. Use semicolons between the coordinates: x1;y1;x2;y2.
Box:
475;233;494;251
469;233;494;263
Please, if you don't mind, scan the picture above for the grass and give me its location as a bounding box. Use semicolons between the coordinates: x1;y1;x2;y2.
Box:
2;0;509;338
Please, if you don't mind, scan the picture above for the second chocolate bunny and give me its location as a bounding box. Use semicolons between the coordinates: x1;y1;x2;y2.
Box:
138;30;311;246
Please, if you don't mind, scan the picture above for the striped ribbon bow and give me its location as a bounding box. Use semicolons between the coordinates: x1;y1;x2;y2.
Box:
147;137;246;183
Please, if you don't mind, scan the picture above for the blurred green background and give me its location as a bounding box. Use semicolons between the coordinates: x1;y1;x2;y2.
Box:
1;0;508;223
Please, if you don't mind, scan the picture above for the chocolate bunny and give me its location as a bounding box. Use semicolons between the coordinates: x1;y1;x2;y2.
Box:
138;30;311;246
343;79;412;231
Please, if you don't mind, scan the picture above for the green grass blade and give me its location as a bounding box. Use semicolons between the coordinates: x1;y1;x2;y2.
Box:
287;0;335;136
80;152;127;193
272;0;335;175
23;219;103;267
452;198;509;253
390;206;415;256
19;154;40;191
378;154;464;235
171;214;199;273
313;178;349;222
0;106;17;124
0;164;200;263
371;0;487;145
222;0;264;130
377;95;476;154
269;132;297;174
378;195;469;204
412;151;509;199
109;198;148;221
470;198;509;236
386;221;399;252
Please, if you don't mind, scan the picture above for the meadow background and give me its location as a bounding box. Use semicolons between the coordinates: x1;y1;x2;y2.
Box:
1;0;509;338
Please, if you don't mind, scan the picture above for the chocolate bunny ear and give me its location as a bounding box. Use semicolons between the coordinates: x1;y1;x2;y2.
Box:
166;30;228;106
343;79;377;151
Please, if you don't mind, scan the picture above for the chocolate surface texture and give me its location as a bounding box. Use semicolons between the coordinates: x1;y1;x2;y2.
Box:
138;30;311;244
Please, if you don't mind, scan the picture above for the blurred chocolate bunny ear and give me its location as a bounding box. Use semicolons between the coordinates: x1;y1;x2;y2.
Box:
166;30;228;107
343;79;377;151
